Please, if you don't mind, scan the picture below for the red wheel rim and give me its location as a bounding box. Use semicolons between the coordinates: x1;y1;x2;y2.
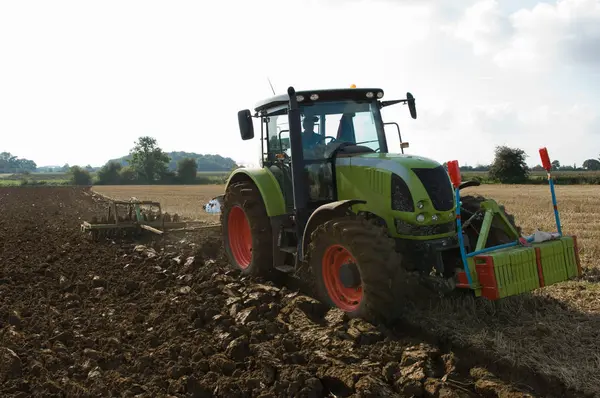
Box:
228;205;252;268
322;244;362;311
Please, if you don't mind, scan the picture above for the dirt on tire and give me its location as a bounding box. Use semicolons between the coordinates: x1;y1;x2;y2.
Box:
0;187;583;397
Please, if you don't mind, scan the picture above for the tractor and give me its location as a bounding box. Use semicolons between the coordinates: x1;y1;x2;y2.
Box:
218;85;581;323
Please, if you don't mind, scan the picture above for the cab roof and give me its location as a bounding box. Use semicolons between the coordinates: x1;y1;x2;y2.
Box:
253;88;384;113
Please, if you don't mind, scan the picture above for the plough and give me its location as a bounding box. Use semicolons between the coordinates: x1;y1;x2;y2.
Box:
81;198;217;241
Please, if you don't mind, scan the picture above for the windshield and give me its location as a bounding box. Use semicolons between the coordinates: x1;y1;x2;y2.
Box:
265;100;384;161
300;100;381;153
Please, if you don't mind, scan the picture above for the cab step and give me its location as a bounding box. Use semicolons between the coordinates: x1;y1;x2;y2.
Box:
274;265;295;273
280;246;297;254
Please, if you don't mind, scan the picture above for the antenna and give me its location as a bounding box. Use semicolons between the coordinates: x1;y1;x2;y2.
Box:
267;77;276;95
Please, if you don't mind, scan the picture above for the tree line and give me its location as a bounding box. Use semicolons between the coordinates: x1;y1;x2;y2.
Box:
77;136;239;185
447;146;600;185
458;153;600;172
0;152;37;174
4;141;600;186
2;136;239;186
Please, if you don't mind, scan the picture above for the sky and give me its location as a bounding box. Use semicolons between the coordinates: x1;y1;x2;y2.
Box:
0;0;599;168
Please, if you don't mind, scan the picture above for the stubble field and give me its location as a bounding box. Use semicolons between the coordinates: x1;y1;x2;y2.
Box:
1;184;599;397
92;185;224;223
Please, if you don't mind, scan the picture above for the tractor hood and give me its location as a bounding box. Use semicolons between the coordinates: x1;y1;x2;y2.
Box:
334;152;456;215
335;152;444;178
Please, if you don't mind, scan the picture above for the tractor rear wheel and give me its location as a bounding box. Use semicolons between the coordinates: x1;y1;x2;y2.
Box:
221;181;273;276
307;215;404;324
460;194;522;249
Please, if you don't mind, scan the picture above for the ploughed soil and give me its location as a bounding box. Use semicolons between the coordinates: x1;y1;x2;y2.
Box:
0;187;591;397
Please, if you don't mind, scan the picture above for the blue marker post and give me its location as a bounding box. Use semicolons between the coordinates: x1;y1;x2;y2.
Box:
447;160;473;287
539;147;563;236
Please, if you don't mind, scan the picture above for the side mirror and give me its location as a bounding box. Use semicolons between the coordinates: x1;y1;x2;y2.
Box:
406;92;417;119
237;109;254;140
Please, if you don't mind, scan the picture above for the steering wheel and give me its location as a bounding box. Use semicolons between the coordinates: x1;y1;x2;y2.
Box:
313;135;336;144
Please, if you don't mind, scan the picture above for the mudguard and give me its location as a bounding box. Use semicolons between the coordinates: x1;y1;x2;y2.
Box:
301;199;366;259
227;167;286;217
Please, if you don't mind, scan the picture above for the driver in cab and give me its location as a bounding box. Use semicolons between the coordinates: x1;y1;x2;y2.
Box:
301;116;324;156
300;115;329;199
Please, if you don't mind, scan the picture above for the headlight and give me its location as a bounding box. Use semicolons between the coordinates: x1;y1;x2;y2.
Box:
416;213;426;222
417;201;425;209
391;173;414;212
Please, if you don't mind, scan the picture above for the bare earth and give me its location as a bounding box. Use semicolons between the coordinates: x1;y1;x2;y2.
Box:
1;186;542;398
18;186;600;397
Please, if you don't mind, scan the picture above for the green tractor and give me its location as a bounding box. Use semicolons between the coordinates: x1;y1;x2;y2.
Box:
218;85;581;323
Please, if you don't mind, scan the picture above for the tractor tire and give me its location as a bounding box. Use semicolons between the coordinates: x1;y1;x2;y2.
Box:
306;215;405;324
460;194;522;249
220;180;273;276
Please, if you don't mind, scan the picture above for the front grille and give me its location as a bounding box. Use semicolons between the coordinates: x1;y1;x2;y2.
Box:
412;166;454;211
394;219;456;236
391;173;414;212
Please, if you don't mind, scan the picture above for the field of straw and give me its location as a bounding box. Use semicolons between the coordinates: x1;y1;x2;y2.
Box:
92;184;600;394
471;185;599;271
92;184;224;223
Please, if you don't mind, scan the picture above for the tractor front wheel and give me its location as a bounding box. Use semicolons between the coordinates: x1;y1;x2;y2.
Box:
221;181;273;276
307;216;403;324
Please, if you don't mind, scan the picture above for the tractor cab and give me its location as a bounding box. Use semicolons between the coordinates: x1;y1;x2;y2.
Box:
239;87;417;213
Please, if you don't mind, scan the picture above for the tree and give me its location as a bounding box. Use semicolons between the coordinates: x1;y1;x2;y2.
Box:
0;152;17;172
0;152;37;173
583;159;600;171
69;166;92;185
96;161;122;185
177;158;198;184
488;146;529;183
551;160;560;171
119;166;137;183
128;136;170;183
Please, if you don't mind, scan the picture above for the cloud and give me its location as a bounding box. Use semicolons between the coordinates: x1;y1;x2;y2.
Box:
445;0;600;71
446;0;512;55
